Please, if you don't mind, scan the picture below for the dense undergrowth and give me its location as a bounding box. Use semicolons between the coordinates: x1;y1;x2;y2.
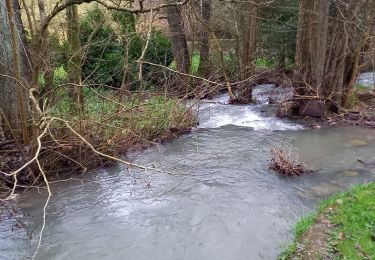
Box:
280;182;375;259
0;86;196;193
41;87;197;172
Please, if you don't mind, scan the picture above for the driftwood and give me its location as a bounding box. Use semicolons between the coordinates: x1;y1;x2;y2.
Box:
270;147;312;176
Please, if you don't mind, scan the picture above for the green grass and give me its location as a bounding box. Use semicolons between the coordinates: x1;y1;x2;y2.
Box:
330;183;375;259
169;52;238;76
169;53;200;75
50;87;197;145
356;83;374;92
279;182;375;259
255;57;277;68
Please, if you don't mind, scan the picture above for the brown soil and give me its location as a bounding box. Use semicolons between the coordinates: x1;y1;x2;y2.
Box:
291;208;335;260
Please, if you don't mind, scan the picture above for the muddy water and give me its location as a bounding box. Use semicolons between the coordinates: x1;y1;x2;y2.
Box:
1;91;375;260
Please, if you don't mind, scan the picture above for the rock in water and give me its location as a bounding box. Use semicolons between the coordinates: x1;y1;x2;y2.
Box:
349;139;368;147
341;171;359;177
309;183;341;197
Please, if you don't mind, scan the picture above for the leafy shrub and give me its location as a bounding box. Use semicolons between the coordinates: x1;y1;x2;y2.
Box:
38;66;68;89
79;7;173;89
53;66;68;86
255;57;277;68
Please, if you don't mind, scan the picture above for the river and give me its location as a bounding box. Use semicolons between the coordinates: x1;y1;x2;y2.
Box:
1;87;375;260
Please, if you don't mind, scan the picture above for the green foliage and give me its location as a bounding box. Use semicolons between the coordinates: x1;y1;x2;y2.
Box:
191;54;200;74
79;7;173;88
50;87;196;143
49;33;68;68
79;7;122;86
38;66;68;89
170;52;239;79
356;83;371;91
112;12;136;35
170;53;200;74
255;57;277;68
53;66;68;86
258;0;299;67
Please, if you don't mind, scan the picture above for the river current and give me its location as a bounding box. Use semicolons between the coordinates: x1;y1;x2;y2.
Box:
1;86;375;260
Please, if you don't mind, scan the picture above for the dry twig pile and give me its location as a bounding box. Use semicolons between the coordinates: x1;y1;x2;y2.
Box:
270;147;311;176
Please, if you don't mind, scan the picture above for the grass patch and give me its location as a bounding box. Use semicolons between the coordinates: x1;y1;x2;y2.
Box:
51;87;197;142
43;87;197;172
356;83;373;91
169;53;200;75
279;182;375;259
169;52;238;77
256;57;277;68
330;183;375;259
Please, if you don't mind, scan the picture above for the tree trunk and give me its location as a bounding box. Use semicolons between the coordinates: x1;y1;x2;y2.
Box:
165;3;190;74
0;0;30;143
278;43;286;69
66;4;83;106
295;0;375;107
37;0;54;103
120;12;136;95
198;0;212;76
295;0;328;97
239;1;258;79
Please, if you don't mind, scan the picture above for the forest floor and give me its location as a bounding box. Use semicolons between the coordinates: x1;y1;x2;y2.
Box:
280;182;375;260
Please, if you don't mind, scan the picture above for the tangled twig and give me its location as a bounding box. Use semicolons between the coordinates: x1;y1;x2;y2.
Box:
270;147;312;176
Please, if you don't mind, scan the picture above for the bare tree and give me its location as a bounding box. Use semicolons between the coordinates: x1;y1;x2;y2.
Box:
239;0;258;79
198;0;212;76
165;2;190;74
66;4;83;106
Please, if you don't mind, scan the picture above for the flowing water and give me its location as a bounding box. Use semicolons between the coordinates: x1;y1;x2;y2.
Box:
1;86;375;260
357;71;375;89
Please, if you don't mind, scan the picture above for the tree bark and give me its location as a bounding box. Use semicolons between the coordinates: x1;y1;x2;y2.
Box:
119;12;136;95
0;0;30;143
165;3;190;74
66;4;83;106
295;0;328;97
37;0;54;102
198;0;212;76
239;1;258;79
295;0;375;107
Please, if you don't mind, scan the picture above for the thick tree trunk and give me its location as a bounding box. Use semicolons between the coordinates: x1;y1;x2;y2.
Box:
198;0;212;76
66;4;83;106
165;4;190;74
295;0;374;107
239;1;257;79
295;0;328;96
0;0;30;142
